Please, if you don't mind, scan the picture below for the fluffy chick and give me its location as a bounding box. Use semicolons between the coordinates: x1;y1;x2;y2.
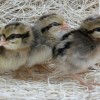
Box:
30;13;69;72
53;15;100;89
35;13;69;47
0;22;33;73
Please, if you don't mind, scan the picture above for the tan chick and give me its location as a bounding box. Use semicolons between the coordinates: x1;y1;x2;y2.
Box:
52;15;100;89
35;13;69;47
0;22;34;74
30;13;69;72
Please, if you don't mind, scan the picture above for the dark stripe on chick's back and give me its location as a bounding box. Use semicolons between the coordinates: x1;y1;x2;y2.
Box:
53;41;72;58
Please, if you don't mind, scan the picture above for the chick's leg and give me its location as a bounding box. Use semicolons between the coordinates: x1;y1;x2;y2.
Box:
26;67;33;77
15;66;42;80
26;67;48;81
15;68;26;80
71;74;100;89
26;67;43;80
27;67;33;74
88;82;100;86
26;64;52;79
34;64;54;73
71;74;93;90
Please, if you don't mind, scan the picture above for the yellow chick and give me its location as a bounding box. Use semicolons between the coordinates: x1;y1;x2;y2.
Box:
0;22;33;73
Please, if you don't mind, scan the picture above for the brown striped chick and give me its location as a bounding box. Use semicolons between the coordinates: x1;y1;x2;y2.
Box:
0;22;34;76
53;15;100;89
35;13;69;47
31;13;69;72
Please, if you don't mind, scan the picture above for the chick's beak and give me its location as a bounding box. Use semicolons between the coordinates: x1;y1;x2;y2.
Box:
0;36;7;46
61;21;70;30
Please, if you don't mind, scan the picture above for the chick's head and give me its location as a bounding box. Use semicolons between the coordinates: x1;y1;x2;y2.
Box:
81;15;100;39
35;13;69;39
0;22;33;50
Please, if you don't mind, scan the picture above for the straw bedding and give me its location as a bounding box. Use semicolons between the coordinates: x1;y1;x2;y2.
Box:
0;0;100;100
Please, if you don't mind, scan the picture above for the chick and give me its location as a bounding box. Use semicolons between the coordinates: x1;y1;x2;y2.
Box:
31;13;69;72
53;15;100;89
25;26;52;75
0;22;33;74
35;13;69;47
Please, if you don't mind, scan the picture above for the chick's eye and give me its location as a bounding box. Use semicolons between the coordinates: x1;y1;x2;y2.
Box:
7;34;16;40
93;27;100;32
9;34;16;39
52;22;61;26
